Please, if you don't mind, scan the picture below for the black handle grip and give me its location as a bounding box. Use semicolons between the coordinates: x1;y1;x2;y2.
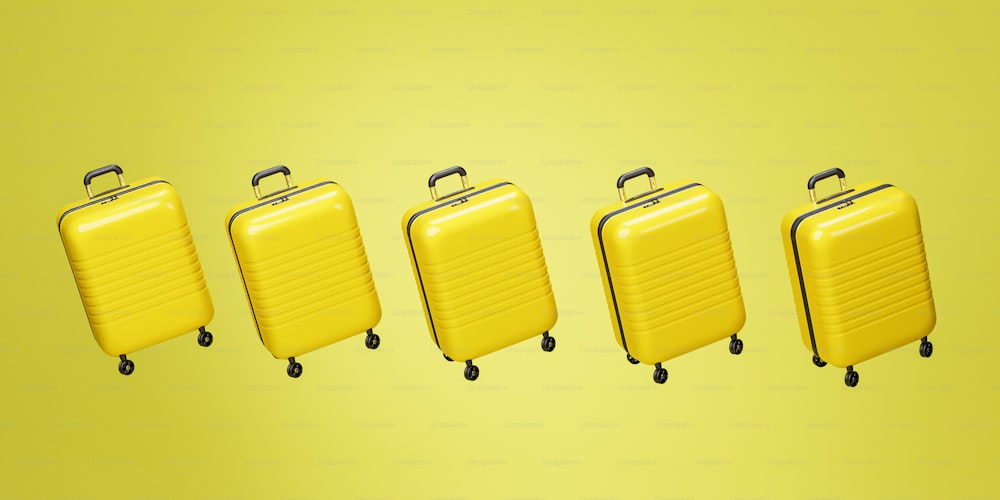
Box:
616;167;656;189
83;164;123;187
252;165;291;187
807;168;846;190
428;166;467;188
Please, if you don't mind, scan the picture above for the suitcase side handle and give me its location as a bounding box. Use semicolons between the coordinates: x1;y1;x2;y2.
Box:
616;167;657;202
428;166;469;200
807;168;847;203
252;165;294;199
84;164;125;198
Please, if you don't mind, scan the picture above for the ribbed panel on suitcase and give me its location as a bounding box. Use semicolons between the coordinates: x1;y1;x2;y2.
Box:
70;224;208;325
421;230;553;329
240;224;376;327
611;230;741;332
806;232;933;335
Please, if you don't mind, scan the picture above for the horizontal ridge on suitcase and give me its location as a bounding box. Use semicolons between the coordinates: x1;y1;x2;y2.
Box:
780;168;936;387
57;164;215;376
591;167;746;384
402;166;558;381
226;165;381;378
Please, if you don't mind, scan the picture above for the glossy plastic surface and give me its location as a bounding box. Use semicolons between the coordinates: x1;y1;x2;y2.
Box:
57;178;214;356
781;180;936;367
403;179;557;361
590;181;746;365
227;179;381;359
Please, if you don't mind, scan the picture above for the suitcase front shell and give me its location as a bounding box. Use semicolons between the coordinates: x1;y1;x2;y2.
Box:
402;167;558;368
780;168;936;380
57;165;214;361
226;166;381;364
590;168;746;374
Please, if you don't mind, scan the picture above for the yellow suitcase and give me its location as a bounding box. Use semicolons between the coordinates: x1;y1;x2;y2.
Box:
781;168;936;387
590;168;747;384
57;165;215;376
226;166;382;378
402;167;558;381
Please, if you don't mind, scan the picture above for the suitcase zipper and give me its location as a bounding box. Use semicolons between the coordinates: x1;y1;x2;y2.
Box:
789;184;893;359
57;180;167;229
596;183;702;355
227;181;338;345
405;182;513;349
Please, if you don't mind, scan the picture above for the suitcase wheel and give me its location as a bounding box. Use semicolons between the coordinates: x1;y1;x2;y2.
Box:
652;363;668;384
844;366;859;388
464;360;479;381
287;357;303;379
626;354;640;365
812;355;827;368
728;335;743;355
541;332;556;352
919;338;934;358
365;330;381;350
117;354;134;376
197;326;213;348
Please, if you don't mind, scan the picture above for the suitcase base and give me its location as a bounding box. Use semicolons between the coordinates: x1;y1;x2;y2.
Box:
114;325;214;376
811;336;934;388
280;329;381;379
442;331;556;382
627;333;745;384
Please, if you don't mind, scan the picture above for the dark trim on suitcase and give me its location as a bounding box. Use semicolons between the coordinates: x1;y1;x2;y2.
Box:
596;183;702;355
57;180;168;229
789;184;893;359
226;181;337;346
405;182;513;350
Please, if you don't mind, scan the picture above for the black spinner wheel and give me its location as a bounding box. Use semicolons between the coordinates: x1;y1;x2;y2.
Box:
464;360;479;381
652;363;668;384
287;357;303;378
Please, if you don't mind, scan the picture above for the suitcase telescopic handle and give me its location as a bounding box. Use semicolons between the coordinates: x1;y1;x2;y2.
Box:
83;164;125;199
807;168;847;203
428;166;469;200
616;167;657;202
251;165;294;199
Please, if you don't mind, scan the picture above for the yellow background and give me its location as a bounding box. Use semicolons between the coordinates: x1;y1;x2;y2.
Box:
2;1;998;498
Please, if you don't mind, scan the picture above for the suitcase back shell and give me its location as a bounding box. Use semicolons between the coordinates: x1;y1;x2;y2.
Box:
57;174;213;356
403;176;557;361
781;175;936;367
227;175;381;359
590;177;745;364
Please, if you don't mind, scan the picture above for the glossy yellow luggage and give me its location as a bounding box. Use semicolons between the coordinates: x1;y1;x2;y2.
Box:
590;168;747;384
226;166;381;378
57;165;215;376
402;167;558;381
781;168;936;387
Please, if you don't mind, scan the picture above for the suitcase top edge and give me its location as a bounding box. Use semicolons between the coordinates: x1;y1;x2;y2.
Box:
401;178;516;229
225;178;341;232
57;177;169;230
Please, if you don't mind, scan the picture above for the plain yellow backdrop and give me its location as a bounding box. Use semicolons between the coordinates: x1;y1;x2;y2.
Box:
2;1;998;498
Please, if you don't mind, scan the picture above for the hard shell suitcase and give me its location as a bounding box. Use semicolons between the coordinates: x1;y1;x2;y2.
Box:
780;168;936;387
226;166;381;378
590;168;747;384
402;166;558;381
56;165;215;376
